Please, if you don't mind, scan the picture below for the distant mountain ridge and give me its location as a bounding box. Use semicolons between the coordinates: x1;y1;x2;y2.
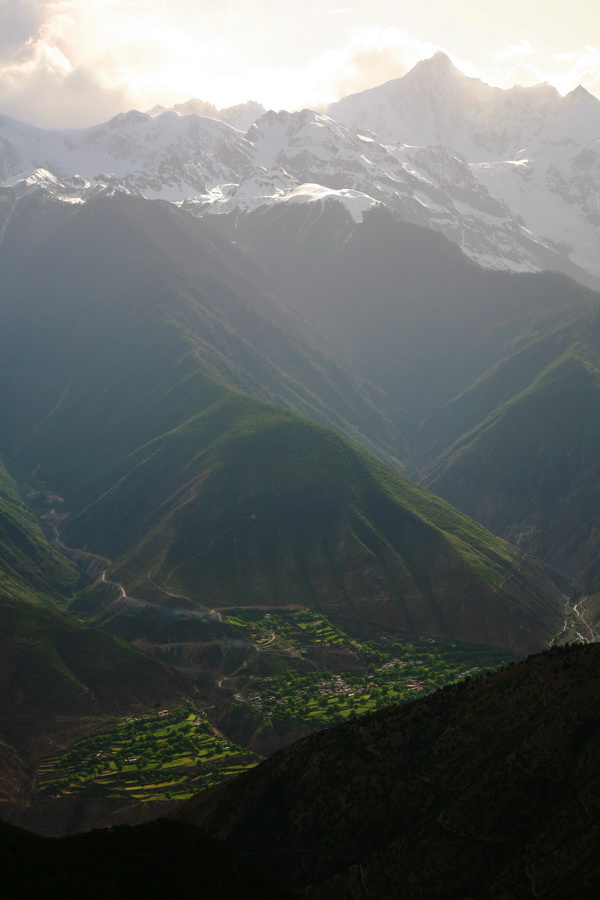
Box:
1;53;599;288
147;98;267;132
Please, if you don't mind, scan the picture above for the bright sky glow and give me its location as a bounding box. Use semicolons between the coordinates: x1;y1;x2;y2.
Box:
1;0;599;127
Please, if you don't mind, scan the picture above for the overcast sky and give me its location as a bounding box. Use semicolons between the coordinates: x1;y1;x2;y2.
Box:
1;0;599;128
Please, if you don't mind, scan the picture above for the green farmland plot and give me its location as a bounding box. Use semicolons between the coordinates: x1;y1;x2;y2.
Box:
221;608;359;650
37;707;260;802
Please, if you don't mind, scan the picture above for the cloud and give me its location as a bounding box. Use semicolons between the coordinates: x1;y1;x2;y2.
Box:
488;44;600;99
0;0;240;126
0;0;49;54
3;2;598;129
250;28;453;111
0;2;136;126
505;45;600;99
0;6;461;127
500;62;547;89
552;45;600;97
493;39;537;60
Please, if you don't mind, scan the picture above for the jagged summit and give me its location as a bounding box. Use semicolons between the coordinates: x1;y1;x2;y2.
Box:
108;108;151;126
404;50;457;78
506;80;560;101
425;49;453;65
327;54;583;158
561;82;597;106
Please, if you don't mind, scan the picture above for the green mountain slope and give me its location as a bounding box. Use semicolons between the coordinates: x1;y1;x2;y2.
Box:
424;318;600;588
0;192;575;830
0;454;77;606
225;202;600;601
0;193;564;657
63;393;563;656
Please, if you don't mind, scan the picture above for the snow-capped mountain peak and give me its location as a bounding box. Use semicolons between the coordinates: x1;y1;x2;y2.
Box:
401;50;459;83
327;53;600;162
1;53;599;291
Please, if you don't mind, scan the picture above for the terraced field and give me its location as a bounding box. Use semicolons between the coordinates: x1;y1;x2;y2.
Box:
37;707;260;802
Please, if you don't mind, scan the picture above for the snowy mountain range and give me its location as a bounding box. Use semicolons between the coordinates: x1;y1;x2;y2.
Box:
1;52;599;288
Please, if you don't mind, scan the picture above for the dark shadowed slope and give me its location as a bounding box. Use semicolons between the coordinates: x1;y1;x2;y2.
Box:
0;817;298;900
176;641;600;900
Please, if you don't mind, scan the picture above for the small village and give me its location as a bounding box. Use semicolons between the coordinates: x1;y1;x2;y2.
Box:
235;625;512;731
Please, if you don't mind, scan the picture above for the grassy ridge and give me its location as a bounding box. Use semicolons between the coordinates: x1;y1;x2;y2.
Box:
230;203;600;598
58;391;564;654
0;195;403;506
0;440;194;820
0;453;187;722
425;323;600;585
